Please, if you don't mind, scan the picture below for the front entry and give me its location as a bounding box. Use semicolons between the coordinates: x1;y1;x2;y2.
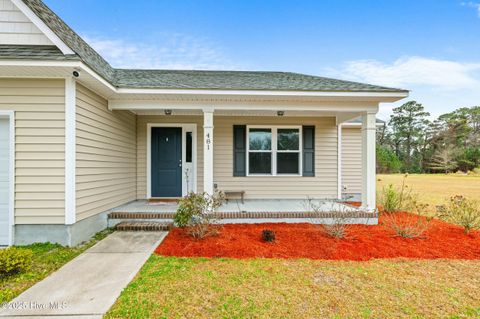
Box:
151;127;183;197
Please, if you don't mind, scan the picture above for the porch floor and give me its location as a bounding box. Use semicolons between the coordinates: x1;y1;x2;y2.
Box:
111;199;360;214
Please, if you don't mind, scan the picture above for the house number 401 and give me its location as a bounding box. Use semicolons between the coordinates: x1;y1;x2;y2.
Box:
206;133;212;150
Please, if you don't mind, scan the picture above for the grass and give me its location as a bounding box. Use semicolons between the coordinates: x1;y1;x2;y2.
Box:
377;174;480;210
106;256;480;319
0;229;112;303
104;173;480;318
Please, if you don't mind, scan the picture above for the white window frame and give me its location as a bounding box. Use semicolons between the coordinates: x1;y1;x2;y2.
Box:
246;125;302;176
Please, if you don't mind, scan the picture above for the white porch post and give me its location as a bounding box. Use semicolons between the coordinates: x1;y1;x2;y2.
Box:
203;108;214;195
361;112;376;211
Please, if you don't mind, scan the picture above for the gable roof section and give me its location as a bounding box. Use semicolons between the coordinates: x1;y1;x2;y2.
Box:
0;0;53;45
19;0;115;82
8;0;408;95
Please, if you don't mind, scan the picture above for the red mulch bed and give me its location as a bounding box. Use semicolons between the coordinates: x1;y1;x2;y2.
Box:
155;214;480;261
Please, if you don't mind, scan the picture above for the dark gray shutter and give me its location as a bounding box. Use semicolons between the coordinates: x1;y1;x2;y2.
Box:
302;126;315;177
233;125;246;176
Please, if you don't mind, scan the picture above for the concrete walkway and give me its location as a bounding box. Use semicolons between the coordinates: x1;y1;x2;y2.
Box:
0;231;167;319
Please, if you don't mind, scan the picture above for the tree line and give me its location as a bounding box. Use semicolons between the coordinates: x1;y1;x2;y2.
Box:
377;101;480;174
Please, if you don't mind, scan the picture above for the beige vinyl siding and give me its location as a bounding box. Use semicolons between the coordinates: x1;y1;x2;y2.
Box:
137;116;338;199
0;79;65;224
136;115;204;199
0;0;53;45
214;116;338;199
75;84;136;221
341;127;362;194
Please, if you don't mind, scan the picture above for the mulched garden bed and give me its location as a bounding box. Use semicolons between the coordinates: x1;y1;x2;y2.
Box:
155;214;480;261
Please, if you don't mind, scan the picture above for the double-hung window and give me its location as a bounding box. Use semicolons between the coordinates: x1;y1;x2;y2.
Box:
247;126;302;176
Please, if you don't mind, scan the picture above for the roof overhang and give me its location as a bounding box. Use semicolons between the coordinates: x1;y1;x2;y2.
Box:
0;60;408;114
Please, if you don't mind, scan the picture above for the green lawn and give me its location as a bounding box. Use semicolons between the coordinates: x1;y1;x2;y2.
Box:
377;174;480;209
0;229;111;303
104;173;480;318
106;256;480;319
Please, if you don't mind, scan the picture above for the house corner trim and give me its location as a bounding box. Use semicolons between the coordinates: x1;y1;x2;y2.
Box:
65;78;76;225
337;124;342;199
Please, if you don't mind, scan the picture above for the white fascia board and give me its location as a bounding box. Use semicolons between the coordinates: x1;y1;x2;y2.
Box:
0;60;118;95
108;100;380;112
11;0;75;55
116;87;409;99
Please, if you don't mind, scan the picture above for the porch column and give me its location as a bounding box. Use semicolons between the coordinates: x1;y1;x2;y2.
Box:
203;108;214;195
361;112;376;211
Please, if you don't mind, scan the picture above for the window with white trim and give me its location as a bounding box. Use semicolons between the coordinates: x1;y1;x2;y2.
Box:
247;126;302;176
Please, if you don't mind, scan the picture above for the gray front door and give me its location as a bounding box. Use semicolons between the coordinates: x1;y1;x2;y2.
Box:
151;127;182;197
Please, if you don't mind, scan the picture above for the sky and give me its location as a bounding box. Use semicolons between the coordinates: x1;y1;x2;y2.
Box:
44;0;480;121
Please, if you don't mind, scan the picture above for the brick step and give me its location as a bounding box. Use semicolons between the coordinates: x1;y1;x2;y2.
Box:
109;212;175;220
109;211;377;220
114;221;173;231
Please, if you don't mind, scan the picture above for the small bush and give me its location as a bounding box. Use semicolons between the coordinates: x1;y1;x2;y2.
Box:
0;247;33;276
379;184;401;213
378;174;426;213
382;213;431;238
306;198;360;239
262;230;276;242
468;167;480;176
174;191;225;239
322;222;348;239
437;195;480;233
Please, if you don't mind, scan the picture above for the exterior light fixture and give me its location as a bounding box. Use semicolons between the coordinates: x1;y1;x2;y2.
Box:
277;111;285;116
164;109;172;115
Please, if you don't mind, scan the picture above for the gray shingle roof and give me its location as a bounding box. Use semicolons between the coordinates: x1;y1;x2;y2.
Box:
113;69;405;92
0;45;79;60
13;0;408;93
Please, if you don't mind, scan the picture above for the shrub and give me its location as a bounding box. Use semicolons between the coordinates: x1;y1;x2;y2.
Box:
262;230;276;242
468;167;480;176
306;198;361;239
437;195;480;233
322;221;348;239
377;174;426;213
378;184;401;213
382;213;431;238
174;191;225;239
0;247;33;276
